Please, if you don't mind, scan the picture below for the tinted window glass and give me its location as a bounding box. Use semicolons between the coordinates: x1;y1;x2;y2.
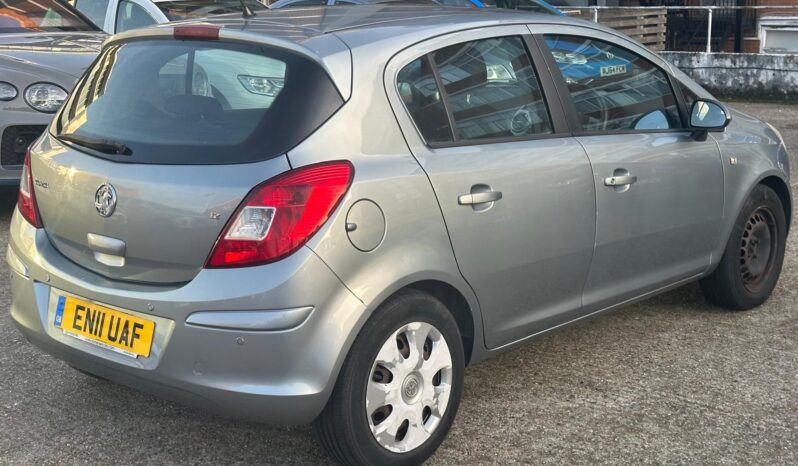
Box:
544;35;681;132
156;0;266;20
74;0;109;27
397;55;453;144
0;0;95;32
272;0;327;7
433;36;552;141
434;0;478;7
56;40;343;164
115;0;155;32
677;80;699;109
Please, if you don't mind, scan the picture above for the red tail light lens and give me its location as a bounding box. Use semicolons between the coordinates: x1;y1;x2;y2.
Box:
17;148;41;228
206;161;353;268
173;25;220;41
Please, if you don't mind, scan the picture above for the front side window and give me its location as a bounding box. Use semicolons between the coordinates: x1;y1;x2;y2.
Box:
677;80;700;110
544;35;681;132
115;0;155;33
0;0;96;33
432;36;552;141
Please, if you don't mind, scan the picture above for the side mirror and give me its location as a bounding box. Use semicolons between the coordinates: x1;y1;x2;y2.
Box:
689;99;731;141
690;99;731;129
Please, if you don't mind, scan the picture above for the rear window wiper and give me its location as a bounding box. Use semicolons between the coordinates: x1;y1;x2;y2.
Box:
57;133;132;156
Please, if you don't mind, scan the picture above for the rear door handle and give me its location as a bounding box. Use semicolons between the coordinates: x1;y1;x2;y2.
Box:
604;175;637;187
458;191;503;205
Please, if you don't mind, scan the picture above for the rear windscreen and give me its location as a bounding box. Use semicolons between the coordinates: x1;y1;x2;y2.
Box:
55;39;343;164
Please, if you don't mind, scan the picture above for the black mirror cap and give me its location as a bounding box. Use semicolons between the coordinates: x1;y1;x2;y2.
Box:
690;99;732;131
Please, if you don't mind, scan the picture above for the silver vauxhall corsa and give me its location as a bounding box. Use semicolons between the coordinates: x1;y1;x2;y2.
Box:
8;5;792;465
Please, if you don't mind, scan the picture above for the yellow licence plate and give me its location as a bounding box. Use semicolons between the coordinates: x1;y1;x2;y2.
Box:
54;295;155;358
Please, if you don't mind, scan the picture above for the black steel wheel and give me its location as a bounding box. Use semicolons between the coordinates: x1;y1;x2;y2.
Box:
701;184;788;310
739;207;779;294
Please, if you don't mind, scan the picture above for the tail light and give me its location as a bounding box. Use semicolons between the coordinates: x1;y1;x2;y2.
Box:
18;148;41;228
206;161;353;268
173;25;220;41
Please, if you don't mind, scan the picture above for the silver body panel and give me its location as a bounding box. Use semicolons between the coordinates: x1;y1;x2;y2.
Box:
32;133;291;283
577;132;725;311
8;6;792;423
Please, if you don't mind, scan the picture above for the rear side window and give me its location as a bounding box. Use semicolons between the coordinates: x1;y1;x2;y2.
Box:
543;35;681;132
397;56;453;144
115;0;155;33
433;36;552;141
56;40;343;164
397;36;552;145
74;0;110;27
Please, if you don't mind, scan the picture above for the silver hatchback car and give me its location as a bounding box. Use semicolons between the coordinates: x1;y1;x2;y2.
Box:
8;5;791;464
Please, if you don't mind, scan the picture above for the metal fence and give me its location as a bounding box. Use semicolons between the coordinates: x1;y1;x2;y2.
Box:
563;5;798;53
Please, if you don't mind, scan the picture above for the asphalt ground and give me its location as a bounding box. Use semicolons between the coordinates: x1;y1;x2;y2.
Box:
1;101;796;465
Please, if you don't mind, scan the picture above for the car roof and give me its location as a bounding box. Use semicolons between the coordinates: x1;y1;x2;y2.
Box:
165;4;591;46
109;5;618;103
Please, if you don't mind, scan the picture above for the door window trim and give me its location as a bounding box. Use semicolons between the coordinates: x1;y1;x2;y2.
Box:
532;34;692;137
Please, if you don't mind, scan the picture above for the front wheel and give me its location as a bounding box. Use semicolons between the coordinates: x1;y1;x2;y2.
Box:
701;184;788;310
314;289;465;465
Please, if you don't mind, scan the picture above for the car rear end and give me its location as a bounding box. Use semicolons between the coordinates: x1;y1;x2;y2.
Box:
7;23;367;423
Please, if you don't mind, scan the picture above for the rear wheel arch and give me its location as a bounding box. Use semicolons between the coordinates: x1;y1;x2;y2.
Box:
357;279;477;367
406;280;475;366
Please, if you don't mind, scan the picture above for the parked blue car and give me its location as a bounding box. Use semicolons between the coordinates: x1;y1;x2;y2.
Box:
545;36;633;83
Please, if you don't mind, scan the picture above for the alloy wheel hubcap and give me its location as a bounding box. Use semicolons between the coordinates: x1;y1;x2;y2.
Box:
366;321;453;453
739;207;777;292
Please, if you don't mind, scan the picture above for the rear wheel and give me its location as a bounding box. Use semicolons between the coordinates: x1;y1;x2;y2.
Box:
700;184;787;310
314;290;464;465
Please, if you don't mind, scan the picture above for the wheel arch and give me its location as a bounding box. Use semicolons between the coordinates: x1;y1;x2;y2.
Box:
351;273;484;368
406;280;476;365
708;170;792;275
759;175;792;233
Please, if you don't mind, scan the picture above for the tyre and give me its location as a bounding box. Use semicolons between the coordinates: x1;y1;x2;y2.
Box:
314;289;465;465
700;184;788;310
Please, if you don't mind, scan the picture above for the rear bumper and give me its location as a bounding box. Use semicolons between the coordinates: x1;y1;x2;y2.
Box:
7;209;366;425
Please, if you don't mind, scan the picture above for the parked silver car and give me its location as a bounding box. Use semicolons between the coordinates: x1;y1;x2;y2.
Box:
8;5;791;464
0;0;104;184
70;0;267;34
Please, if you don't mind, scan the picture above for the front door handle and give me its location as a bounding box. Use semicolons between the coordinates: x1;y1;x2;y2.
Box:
458;191;503;205
604;174;637;187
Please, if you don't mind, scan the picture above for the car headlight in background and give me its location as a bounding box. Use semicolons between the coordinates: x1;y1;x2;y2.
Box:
0;82;17;101
24;83;68;113
238;75;285;97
